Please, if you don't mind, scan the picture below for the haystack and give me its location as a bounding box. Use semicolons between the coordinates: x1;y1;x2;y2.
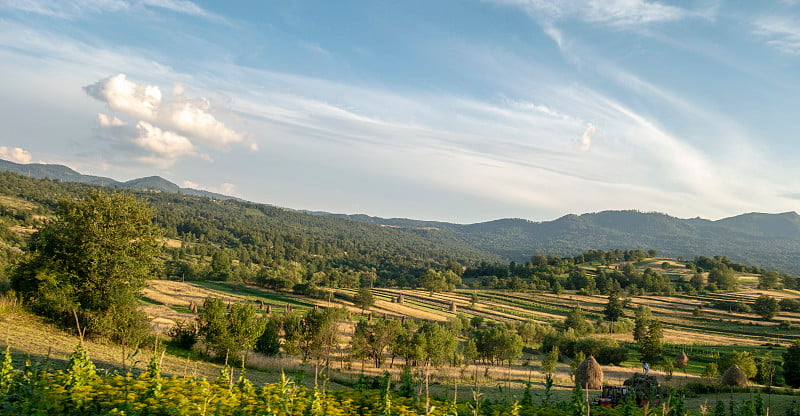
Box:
623;374;659;406
674;350;689;369
721;364;747;387
575;355;603;389
450;301;457;312
397;294;404;304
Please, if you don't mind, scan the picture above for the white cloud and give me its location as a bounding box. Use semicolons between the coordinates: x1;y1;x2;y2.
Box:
85;73;245;148
216;182;237;195
578;123;595;151
85;74;162;120
178;180;237;195
162;97;243;146
97;113;126;126
0;146;32;163
753;16;800;55
182;180;199;189
132;121;201;167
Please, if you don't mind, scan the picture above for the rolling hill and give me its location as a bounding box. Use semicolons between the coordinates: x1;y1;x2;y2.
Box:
0;159;236;200
2;158;800;274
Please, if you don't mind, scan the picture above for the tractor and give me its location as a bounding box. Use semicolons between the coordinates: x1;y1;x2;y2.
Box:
593;375;662;407
593;385;629;406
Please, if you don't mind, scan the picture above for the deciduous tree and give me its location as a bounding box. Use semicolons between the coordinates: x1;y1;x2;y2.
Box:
11;190;162;337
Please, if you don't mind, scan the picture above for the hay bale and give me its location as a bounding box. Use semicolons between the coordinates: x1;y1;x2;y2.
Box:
575;355;603;389
674;350;689;369
721;364;747;387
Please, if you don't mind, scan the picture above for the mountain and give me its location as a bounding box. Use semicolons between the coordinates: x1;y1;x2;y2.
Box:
0;159;236;201
312;210;800;274
3;158;800;274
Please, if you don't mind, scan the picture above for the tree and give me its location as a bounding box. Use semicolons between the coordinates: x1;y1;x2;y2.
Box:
197;297;266;364
209;250;232;280
638;319;664;365
707;265;738;291
752;294;780;320
632;306;652;342
11;190;162;336
351;318;404;368
603;291;625;322
783;341;800;388
563;307;593;335
758;271;780;290
283;308;345;365
255;318;281;356
353;287;374;311
542;345;559;375
419;269;445;294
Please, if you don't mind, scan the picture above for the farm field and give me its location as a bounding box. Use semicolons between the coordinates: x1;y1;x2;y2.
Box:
125;271;800;414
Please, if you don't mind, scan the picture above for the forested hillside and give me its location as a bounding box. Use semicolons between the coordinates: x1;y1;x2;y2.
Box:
318;210;800;274
3;161;800;277
0;171;498;287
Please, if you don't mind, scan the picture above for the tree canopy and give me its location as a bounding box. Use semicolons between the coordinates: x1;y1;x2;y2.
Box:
11;190;162;335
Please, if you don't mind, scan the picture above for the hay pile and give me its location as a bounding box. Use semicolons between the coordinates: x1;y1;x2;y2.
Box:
674;350;689;369
575;355;603;389
624;374;660;406
721;364;747;387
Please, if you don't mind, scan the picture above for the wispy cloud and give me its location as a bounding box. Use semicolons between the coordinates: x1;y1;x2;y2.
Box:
753;15;800;55
1;0;223;21
299;41;331;56
488;0;711;28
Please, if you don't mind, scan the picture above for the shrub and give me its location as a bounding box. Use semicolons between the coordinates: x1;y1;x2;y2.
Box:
167;321;198;350
779;298;800;312
596;347;628;365
574;337;618;357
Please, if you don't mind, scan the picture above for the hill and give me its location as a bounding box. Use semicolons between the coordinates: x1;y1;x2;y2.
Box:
0;159;236;200
2;158;800;274
316;210;800;274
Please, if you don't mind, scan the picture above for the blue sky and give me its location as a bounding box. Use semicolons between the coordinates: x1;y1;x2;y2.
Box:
1;0;799;223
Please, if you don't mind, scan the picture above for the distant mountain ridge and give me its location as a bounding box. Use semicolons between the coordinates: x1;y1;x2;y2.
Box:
0;159;236;201
3;158;800;273
310;210;800;274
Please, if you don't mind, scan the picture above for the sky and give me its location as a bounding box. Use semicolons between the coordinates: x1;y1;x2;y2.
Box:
1;0;799;224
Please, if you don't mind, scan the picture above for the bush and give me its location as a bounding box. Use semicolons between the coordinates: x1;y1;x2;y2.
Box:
779;298;800;312
596;347;628;365
574;336;618;357
167;321;198;350
712;300;751;313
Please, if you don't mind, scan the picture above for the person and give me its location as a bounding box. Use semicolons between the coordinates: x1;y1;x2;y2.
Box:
643;362;650;375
